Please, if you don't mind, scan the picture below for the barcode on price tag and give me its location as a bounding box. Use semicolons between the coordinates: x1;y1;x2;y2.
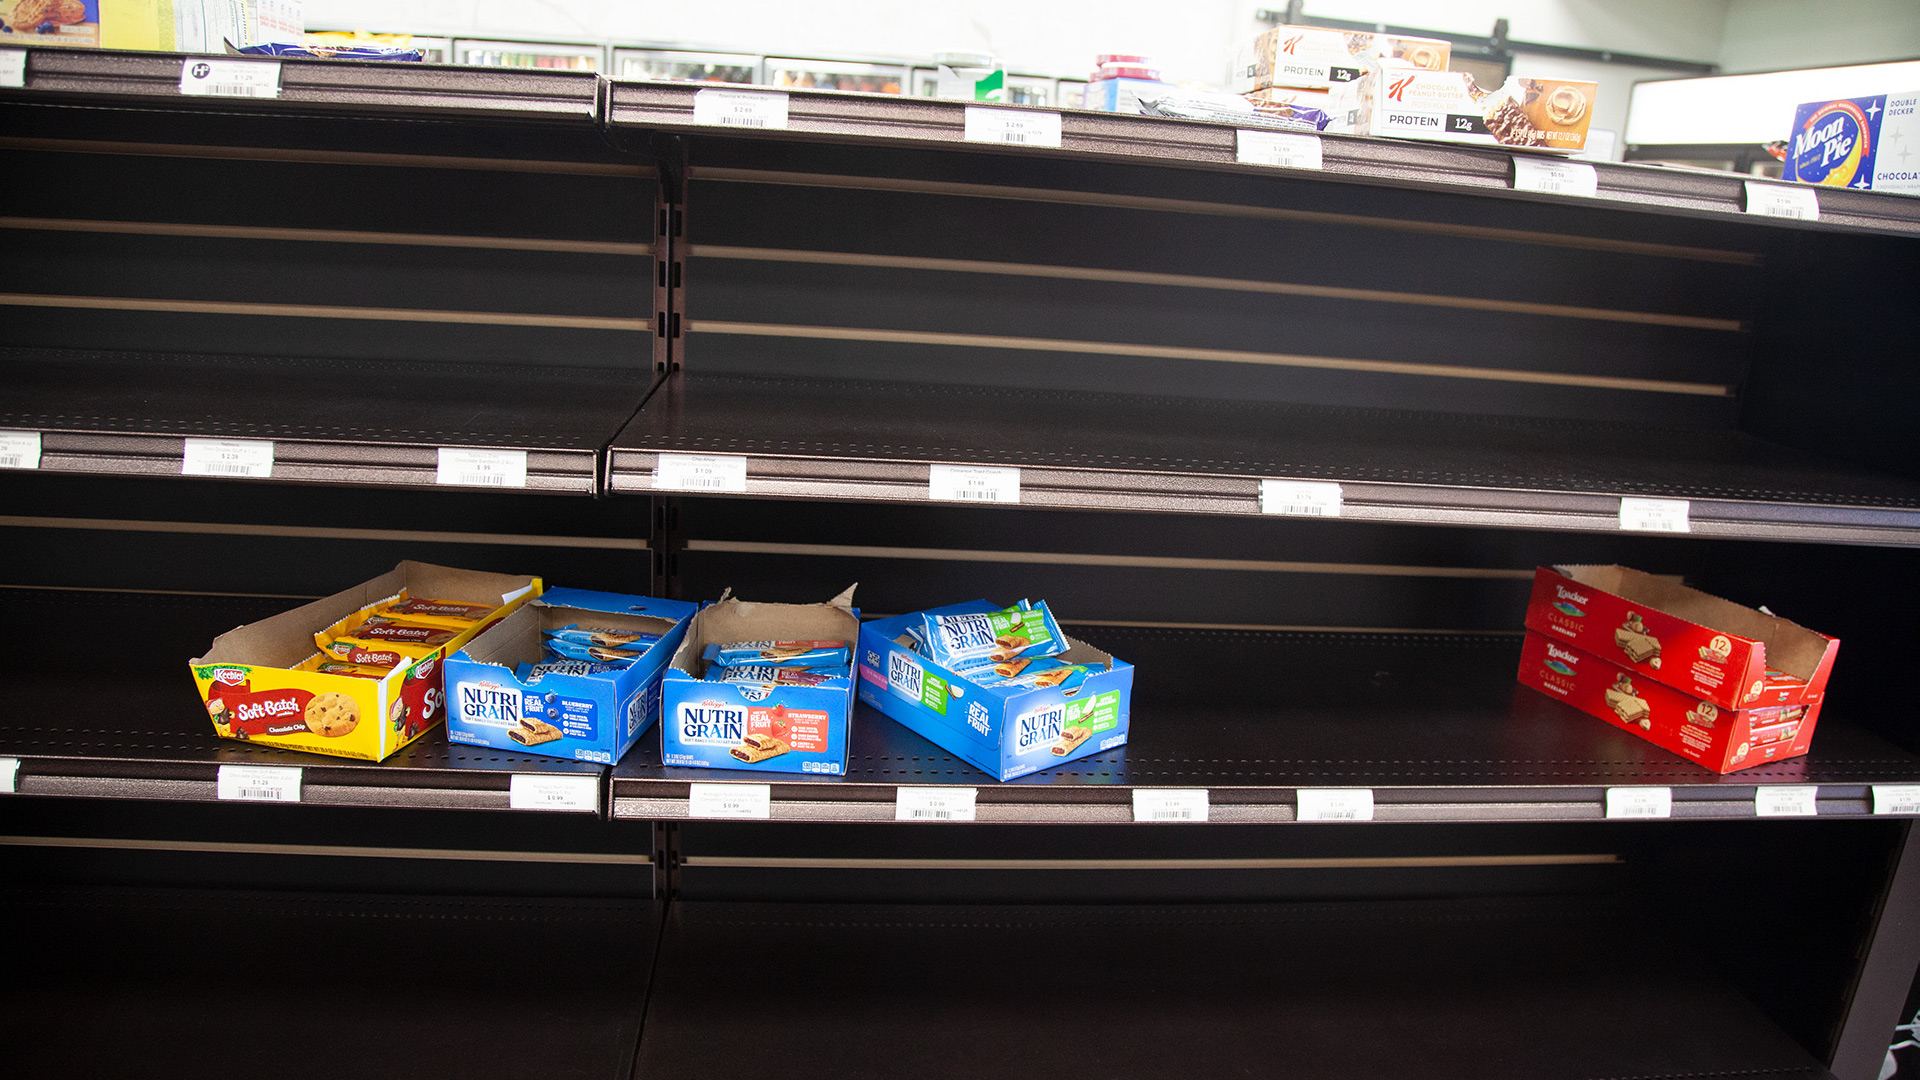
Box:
964;106;1063;148
689;782;772;819
1745;181;1819;221
929;464;1020;504
0;430;40;470
179;58;280;98
1132;788;1209;822
1619;497;1690;533
0;757;18;794
508;773;599;812
1606;786;1672;819
1296;788;1374;821
1260;479;1342;517
896;786;978;821
693;88;789;129
1513;156;1599;197
1237;129;1323;170
1873;785;1920;815
654;452;747;493
0;49;25;89
1755;785;1818;817
436;447;528;488
216;764;301;803
182;437;273;479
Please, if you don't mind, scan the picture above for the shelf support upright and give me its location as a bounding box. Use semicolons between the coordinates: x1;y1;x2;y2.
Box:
1830;822;1920;1080
647;134;688;598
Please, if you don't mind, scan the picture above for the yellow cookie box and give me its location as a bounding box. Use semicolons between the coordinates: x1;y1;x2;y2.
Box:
190;561;542;762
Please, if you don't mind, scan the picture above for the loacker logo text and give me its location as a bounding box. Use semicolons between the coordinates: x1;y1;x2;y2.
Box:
1555;585;1589;605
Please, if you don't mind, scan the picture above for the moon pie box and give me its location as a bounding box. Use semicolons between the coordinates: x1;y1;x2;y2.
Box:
1523;565;1838;713
1784;92;1920;194
189;562;541;762
444;588;698;764
658;586;860;776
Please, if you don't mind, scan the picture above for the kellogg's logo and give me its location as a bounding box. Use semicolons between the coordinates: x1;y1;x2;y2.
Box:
677;700;746;746
1791;99;1873;187
1699;635;1733;664
1388;74;1416;101
1280;33;1304;54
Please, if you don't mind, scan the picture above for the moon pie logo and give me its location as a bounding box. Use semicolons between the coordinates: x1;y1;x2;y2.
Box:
1791;100;1871;187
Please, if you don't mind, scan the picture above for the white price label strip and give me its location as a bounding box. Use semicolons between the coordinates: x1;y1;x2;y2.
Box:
0;49;25;89
1745;181;1819;221
1755;785;1817;817
1237;130;1323;170
690;782;772;819
0;757;18;794
182;437;273;479
1296;788;1374;821
929;464;1020;504
508;773;599;812
964;106;1062;148
1260;479;1342;517
1606;786;1672;819
0;430;40;470
1619;497;1690;533
179;58;280;99
1132;789;1209;822
693;88;789;130
436;447;528;488
1513;156;1599;198
654;452;747;493
1873;785;1920;815
896;786;978;822
216;764;302;803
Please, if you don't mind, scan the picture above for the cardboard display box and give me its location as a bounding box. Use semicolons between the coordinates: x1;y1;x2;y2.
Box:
1354;58;1597;152
658;587;859;776
1232;24;1449;93
444;588;698;764
1784;92;1920;194
857;602;1135;782
190;561;541;762
1518;632;1821;774
1524;565;1837;712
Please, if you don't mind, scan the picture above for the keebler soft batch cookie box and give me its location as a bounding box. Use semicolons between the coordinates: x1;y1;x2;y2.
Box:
444;588;698;764
190;562;541;762
658;587;860;776
1524;565;1838;712
858;602;1135;782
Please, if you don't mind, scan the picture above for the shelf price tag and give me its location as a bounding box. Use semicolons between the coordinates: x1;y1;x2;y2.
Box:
896;786;978;822
1605;786;1671;819
654;452;747;493
1755;785;1817;817
0;430;40;470
690;782;772;819
929;464;1020;504
1872;785;1920;815
436;448;528;488
182;437;273;479
693;88;789;130
1237;130;1323;170
508;773;598;812
1260;479;1342;517
0;757;18;794
1619;497;1690;533
0;49;25;89
1513;156;1599;198
1296;788;1374;821
179;58;281;99
1745;181;1819;221
964;106;1063;148
1132;788;1209;822
216;764;302;803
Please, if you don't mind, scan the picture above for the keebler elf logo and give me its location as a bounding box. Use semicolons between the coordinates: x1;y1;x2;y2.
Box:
1791;100;1871;186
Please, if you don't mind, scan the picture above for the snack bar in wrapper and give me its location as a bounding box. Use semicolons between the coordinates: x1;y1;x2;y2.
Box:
545;625;664;650
705;641;851;669
515;659;631;681
369;595;499;630
543;638;652;665
958;656;1100;693
918;599;1065;670
705;664;849;687
317;617;462;663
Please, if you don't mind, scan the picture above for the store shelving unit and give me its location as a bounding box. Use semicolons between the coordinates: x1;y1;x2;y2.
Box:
4;49;1920;1080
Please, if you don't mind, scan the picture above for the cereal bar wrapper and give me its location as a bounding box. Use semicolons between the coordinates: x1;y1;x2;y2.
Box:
543;637;650;665
545;625;664;650
317;617;465;665
956;655;1099;693
706;641;851;669
706;664;850;687
515;659;631;681
295;655;396;680
918;599;1066;670
370;594;500;630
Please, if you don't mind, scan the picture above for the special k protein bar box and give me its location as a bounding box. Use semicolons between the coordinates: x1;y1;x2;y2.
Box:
1524;565;1838;712
657;587;859;776
190;562;541;762
1356;57;1597;151
1518;632;1822;773
1233;24;1449;93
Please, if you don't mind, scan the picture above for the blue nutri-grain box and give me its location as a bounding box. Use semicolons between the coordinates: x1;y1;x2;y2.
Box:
1784;92;1920;194
444;588;697;764
658;587;859;776
857;601;1135;781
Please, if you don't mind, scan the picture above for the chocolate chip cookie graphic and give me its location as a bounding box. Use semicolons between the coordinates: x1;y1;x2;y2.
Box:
305;692;360;738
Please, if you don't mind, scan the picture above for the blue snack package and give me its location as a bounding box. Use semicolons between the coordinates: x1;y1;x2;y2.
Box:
703;640;851;669
516;659;629;681
544;637;649;664
918;599;1066;670
237;43;425;61
704;664;850;687
954;655;1099;693
544;625;662;650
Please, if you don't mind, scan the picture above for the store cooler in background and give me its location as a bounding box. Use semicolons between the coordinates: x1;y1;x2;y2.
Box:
455;38;603;71
764;57;905;94
613;48;759;85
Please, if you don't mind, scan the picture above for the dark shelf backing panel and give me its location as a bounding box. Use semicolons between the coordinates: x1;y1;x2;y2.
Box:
607;373;1920;545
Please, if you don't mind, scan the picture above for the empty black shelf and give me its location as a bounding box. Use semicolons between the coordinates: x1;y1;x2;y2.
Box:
634;896;1830;1080
1;347;658;494
611;626;1920;823
606;374;1920;545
